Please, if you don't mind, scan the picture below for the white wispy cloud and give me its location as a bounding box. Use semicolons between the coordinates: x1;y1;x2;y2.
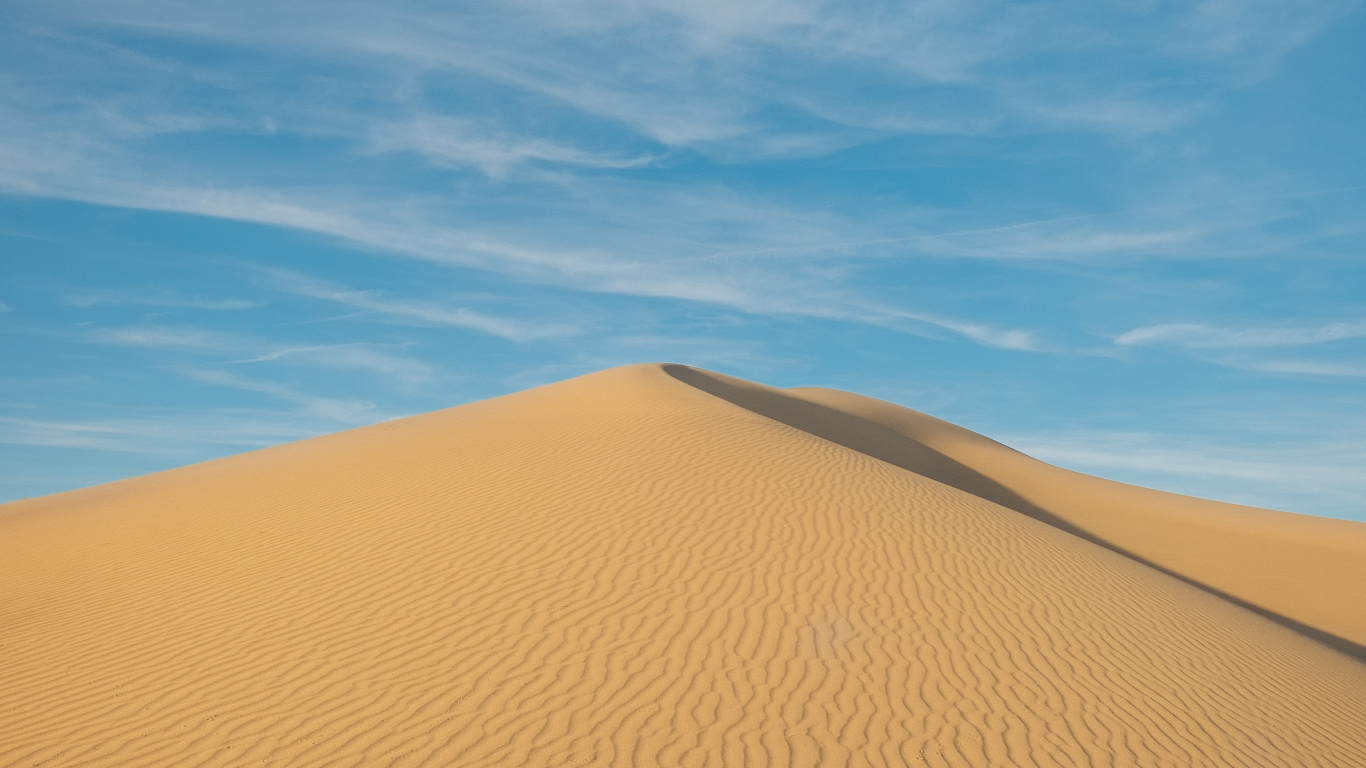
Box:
897;202;1256;262
1244;359;1366;377
259;268;577;341
694;183;1364;266
84;325;247;351
1116;319;1366;348
1003;429;1366;518
0;411;319;454
65;288;260;310
92;176;1038;349
81;324;438;384
1;0;1354;361
182;368;392;424
1011;433;1306;483
5;161;1038;349
863;306;1039;351
228;344;436;385
377;0;1345;141
370;116;656;178
16;0;1350;156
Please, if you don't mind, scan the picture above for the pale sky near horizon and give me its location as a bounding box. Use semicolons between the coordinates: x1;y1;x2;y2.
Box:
2;1;1364;520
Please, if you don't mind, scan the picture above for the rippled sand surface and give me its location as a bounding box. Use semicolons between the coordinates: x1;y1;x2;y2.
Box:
3;363;1364;767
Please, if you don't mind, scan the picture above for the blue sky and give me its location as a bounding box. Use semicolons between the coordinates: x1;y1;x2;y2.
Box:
2;0;1364;520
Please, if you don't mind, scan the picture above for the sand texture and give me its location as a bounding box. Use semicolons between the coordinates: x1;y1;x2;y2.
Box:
3;364;1365;767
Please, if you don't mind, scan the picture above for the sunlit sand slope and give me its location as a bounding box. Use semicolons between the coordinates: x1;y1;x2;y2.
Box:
3;363;1365;767
669;366;1366;657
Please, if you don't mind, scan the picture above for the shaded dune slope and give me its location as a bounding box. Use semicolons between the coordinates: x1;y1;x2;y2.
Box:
1;363;1364;767
665;365;1366;660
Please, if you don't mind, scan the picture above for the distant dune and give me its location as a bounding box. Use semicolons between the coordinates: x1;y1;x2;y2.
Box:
3;364;1364;767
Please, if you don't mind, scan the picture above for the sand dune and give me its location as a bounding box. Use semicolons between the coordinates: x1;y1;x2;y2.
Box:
3;364;1364;767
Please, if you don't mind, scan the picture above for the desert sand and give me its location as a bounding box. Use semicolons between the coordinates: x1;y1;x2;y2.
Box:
2;363;1364;767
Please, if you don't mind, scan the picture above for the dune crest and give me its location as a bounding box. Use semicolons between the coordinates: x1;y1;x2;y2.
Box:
3;363;1364;767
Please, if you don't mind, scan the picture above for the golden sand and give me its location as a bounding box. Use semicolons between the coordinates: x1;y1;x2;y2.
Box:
3;364;1364;767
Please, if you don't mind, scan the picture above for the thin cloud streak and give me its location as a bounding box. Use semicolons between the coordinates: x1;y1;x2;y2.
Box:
1004;430;1366;517
1117;319;1366;348
1245;360;1366;377
182;368;392;424
0;412;319;454
370;116;657;178
227;344;436;385
259;268;577;341
65;288;260;310
84;325;247;351
82;324;437;384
